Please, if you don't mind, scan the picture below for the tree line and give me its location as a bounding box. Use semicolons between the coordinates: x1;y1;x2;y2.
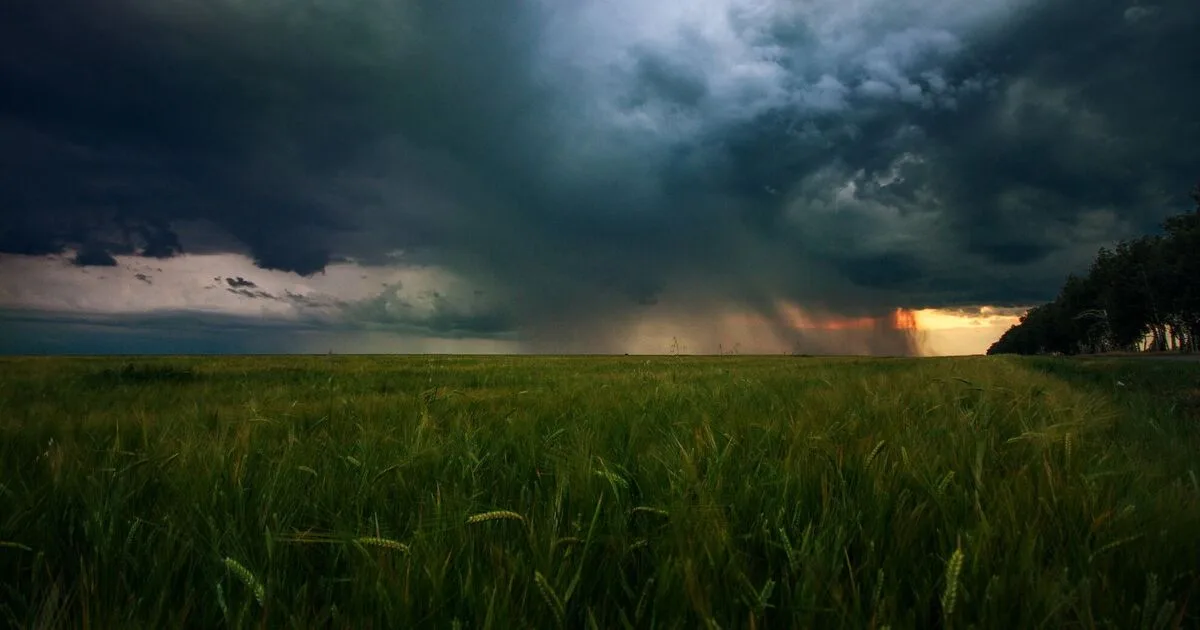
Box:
987;184;1200;356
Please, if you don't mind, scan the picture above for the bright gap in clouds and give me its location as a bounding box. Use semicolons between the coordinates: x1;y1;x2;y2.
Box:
913;307;1025;356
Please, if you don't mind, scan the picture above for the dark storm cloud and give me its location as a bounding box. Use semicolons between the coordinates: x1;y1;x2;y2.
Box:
698;0;1200;306
950;24;1173;192
225;277;257;289
72;247;118;267
627;52;710;109
215;278;349;311
1;0;1197;350
226;287;275;300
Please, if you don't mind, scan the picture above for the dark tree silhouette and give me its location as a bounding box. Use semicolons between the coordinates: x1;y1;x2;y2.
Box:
988;182;1200;355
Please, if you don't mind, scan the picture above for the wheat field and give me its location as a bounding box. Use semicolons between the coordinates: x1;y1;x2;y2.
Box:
1;355;1198;628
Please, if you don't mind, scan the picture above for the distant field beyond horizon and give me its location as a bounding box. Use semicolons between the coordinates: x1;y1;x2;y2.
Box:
2;355;1198;628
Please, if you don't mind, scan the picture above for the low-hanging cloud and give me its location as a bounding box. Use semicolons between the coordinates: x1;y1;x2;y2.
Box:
1;0;1197;353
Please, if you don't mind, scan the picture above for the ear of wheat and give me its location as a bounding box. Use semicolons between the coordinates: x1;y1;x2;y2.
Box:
1089;533;1143;563
593;468;630;489
941;546;965;618
936;470;956;495
534;570;566;628
778;527;799;571
631;506;669;518
552;536;582;553
355;536;410;552
873;568;885;606
466;510;526;525
865;440;887;469
222;557;265;606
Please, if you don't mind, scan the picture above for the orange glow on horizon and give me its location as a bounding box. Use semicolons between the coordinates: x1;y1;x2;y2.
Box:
776;301;918;332
890;308;918;331
617;301;1025;356
618;300;925;355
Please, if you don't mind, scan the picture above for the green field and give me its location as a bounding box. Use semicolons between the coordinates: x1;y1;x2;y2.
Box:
2;355;1198;629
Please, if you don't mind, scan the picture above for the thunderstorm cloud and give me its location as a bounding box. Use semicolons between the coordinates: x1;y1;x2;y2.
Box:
1;0;1197;353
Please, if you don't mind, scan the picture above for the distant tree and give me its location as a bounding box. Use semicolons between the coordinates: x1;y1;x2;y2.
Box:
1056;273;1107;354
1160;202;1200;351
988;180;1200;356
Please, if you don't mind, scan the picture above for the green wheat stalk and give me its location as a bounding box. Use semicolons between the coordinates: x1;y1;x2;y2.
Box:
635;577;656;624
1089;533;1143;563
534;570;566;628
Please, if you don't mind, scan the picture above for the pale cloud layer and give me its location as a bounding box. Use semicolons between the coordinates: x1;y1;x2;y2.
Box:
1;251;1016;355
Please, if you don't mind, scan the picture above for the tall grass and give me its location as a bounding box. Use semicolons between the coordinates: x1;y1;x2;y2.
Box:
1;355;1198;628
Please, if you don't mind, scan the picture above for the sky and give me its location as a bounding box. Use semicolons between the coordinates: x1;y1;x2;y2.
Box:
1;0;1197;355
